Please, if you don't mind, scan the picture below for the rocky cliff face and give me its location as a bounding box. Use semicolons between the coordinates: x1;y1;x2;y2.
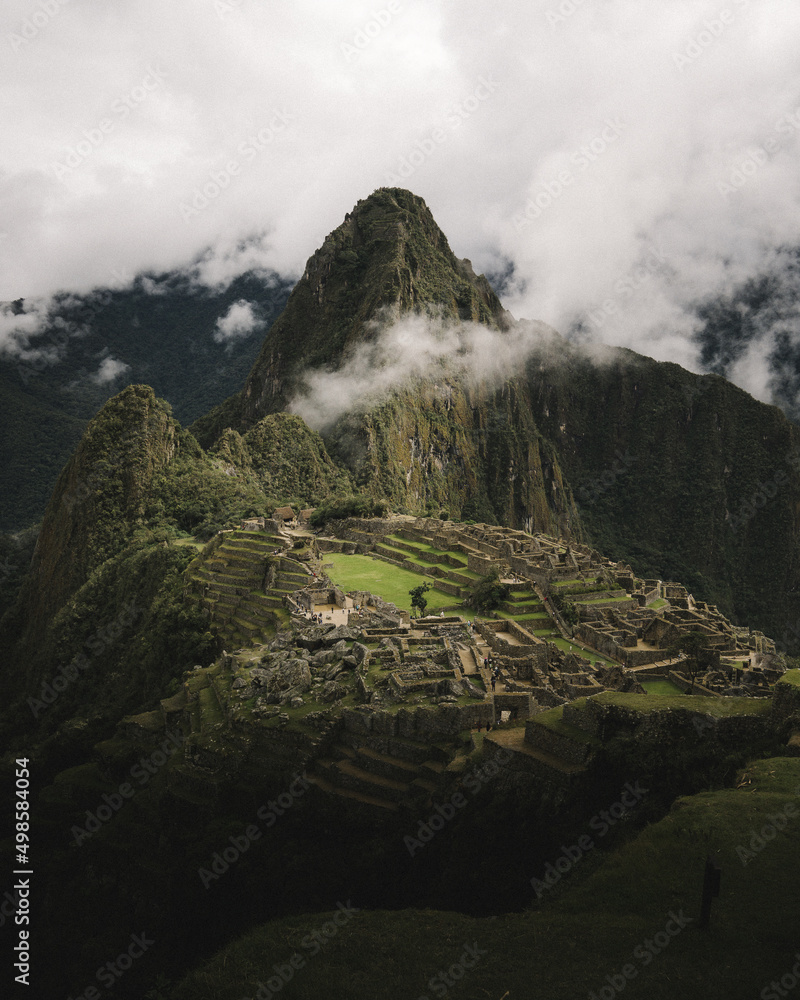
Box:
521;342;800;641
190;187;512;445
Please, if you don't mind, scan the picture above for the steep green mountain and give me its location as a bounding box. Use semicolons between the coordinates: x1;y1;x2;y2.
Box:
0;268;293;530
211;412;354;504
190;187;512;444
0;384;359;726
188;188;800;644
4;187;800;1000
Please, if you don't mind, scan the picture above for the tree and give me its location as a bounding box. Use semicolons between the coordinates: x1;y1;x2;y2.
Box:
409;582;432;617
667;630;713;693
468;568;510;612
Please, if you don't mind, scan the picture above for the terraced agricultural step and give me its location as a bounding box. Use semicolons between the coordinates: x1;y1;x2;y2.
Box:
353;746;422;782
237;599;281;621
278;570;312;584
231;615;263;635
410;776;439;795
332;759;412;802
525;716;596;764
306;773;399;812
484;729;587;777
339;731;452;765
254;594;287;609
209;566;261;581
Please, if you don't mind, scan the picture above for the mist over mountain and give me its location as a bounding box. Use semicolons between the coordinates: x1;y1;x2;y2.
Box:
2;186;800;999
0;265;292;530
691;246;800;422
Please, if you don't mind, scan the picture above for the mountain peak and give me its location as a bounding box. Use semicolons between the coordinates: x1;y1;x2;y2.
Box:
193;189;509;443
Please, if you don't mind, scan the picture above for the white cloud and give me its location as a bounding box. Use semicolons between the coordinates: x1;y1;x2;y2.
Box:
213;299;261;346
2;0;800;406
289;310;558;430
92;357;131;384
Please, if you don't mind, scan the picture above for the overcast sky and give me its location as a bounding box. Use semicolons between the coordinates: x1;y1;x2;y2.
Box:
3;0;800;397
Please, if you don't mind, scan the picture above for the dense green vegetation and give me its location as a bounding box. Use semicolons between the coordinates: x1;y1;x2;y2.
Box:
170;757;800;1000
309;494;388;527
467;566;510;611
0;271;293;530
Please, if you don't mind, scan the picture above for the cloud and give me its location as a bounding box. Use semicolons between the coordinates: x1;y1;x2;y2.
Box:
92;356;131;384
213;299;262;346
2;0;800;409
288;310;557;430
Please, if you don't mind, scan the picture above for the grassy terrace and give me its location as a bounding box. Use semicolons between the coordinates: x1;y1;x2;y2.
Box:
591;690;773;716
532;705;602;745
574;595;634;605
640;678;685;696
547;636;619;666
323;552;455;613
386;534;469;562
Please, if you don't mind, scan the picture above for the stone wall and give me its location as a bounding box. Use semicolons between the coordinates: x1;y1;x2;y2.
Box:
341;702;492;740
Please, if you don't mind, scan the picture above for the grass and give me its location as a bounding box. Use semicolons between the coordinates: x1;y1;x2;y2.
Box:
641;679;685;696
324;552;456;613
592;690;773;717
547;636;619;666
533;705;602;746
171;758;800;1000
387;535;469;564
